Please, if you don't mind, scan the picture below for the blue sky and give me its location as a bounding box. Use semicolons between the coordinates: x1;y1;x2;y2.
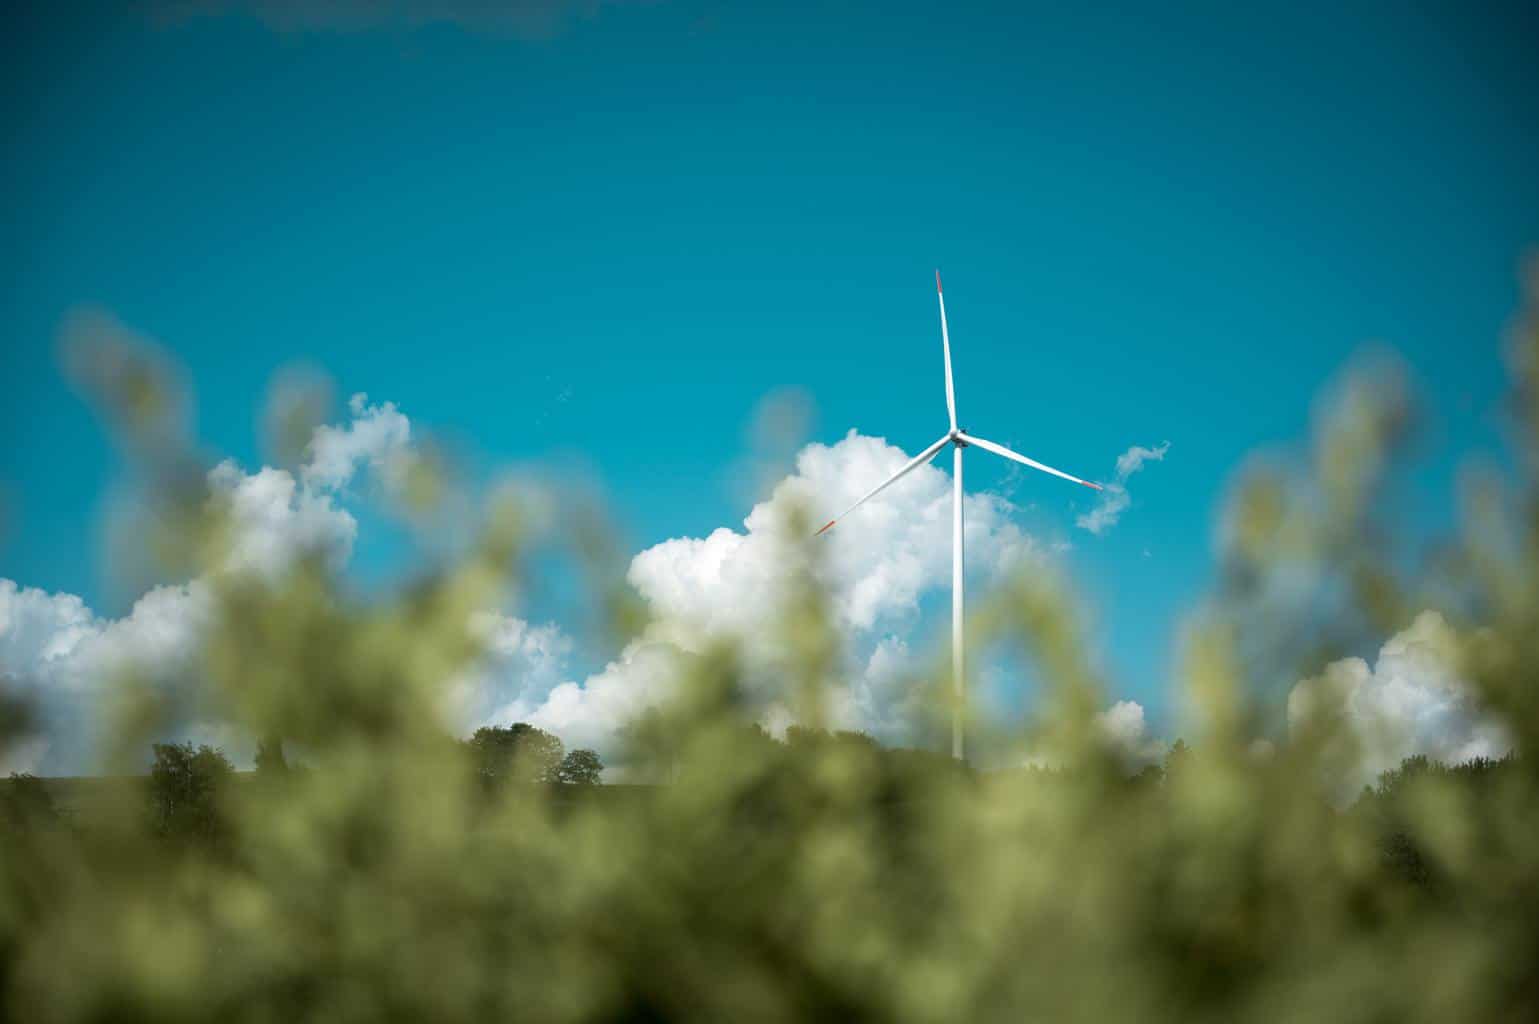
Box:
3;0;1537;745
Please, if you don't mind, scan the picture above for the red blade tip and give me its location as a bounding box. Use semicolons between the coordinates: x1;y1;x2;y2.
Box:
935;269;943;293
1082;480;1103;491
815;520;837;536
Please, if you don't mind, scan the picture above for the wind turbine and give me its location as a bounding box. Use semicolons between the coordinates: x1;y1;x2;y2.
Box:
816;272;1102;761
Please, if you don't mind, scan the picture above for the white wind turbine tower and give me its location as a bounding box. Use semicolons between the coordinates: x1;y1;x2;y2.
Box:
816;272;1103;761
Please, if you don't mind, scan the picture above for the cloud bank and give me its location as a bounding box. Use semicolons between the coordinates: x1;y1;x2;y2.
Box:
1094;699;1166;768
1;395;409;775
459;430;1051;753
1288;610;1511;793
13;392;1503;786
5;398;1161;774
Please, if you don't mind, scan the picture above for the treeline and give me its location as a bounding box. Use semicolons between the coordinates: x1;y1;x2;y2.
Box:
0;722;608;842
466;723;604;786
617;712;965;784
1348;754;1519;888
8;736;1516;894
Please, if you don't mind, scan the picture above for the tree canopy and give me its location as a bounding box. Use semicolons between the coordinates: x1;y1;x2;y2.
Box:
147;742;235;843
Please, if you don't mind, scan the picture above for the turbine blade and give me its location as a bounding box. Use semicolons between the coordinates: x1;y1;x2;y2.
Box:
816;434;953;535
937;270;957;431
957;432;1103;491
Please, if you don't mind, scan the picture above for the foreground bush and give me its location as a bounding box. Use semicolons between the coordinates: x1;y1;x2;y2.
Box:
3;267;1538;1021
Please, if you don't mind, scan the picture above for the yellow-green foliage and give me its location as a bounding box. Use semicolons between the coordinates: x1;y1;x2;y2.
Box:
4;269;1539;1021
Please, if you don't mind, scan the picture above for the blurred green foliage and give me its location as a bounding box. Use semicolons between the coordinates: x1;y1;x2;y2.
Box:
2;265;1539;1021
1;775;58;831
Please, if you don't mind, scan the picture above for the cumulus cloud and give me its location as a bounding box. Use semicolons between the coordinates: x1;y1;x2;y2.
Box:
4;419;1116;772
1;395;409;775
442;432;1191;763
0;578;212;775
1288;610;1511;794
1076;441;1169;536
1016;699;1166;772
1094;699;1166;768
0;582;103;770
208;462;357;576
844;636;925;741
633;431;1041;637
523;642;688;753
446;431;1053;757
446;611;574;729
301;393;412;495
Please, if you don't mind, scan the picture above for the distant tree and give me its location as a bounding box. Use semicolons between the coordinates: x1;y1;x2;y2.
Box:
148;742;234;842
738;722;785;758
468;724;564;785
254;734;289;776
1163;739;1190;779
832;730;880;750
784;725;827;751
1351;754;1518;888
619;708;681;783
557;748;604;785
1376;754;1432;798
3;772;59;829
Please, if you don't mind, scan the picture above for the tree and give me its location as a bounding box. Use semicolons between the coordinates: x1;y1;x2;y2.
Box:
148;742;235;842
254;734;289;776
832;730;880;751
1351;754;1517;888
557;748;604;785
3;772;59;829
467;724;564;785
784;725;826;751
618;708;681;783
1163;739;1190;779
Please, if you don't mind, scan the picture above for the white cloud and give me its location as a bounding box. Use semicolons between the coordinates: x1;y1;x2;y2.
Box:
844;635;924;740
1;396;410;775
0;578;211;775
1077;441;1169;536
1016;699;1166;772
0;583;98;689
301;393;412;495
446;611;574;729
632;431;1041;637
0;585;101;762
1094;699;1166;768
485;431;1050;754
1288;610;1511;794
525;642;687;753
198;391;407;579
208;462;357;576
1115;443;1170;479
4;423;1103;771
